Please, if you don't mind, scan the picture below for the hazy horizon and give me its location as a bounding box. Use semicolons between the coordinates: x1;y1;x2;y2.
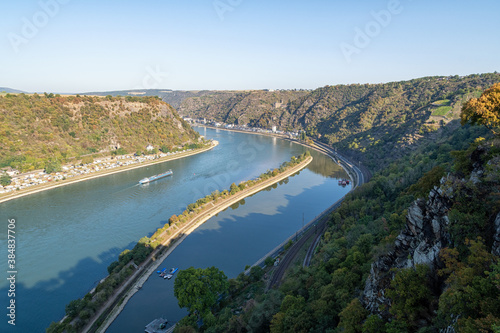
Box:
2;0;499;92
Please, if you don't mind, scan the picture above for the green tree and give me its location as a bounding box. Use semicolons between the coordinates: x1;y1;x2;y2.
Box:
386;265;432;330
169;214;178;225
229;183;239;195
0;173;12;186
461;83;500;134
65;299;84;318
44;159;62;174
437;238;500;331
407;165;445;199
339;298;369;333
249;266;265;282
174;267;229;318
362;315;385;333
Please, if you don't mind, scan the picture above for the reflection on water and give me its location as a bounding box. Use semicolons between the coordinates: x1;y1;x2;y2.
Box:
107;163;351;333
307;152;346;178
0;128;350;332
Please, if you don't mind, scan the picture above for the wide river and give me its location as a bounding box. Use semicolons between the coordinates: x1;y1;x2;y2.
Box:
0;127;350;332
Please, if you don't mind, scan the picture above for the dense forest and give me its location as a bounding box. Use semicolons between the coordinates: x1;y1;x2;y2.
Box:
0;94;199;173
179;73;500;170
172;84;500;332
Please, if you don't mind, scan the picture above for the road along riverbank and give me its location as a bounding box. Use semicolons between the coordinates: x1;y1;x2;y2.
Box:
242;138;368;288
0;141;218;205
74;155;313;333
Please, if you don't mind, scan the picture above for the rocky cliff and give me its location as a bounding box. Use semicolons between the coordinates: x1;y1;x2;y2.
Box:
361;141;500;329
361;180;453;317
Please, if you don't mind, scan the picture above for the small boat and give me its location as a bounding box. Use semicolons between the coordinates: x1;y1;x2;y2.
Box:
338;179;350;186
164;268;178;280
139;169;173;184
157;268;167;274
145;317;168;333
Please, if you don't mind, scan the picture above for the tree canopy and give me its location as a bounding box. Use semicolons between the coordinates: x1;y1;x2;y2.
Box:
174;267;229;317
461;83;500;134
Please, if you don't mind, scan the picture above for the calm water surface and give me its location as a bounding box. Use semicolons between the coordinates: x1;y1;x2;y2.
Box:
0;128;350;332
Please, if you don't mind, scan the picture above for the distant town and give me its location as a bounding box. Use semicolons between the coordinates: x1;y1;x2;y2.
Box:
183;117;302;139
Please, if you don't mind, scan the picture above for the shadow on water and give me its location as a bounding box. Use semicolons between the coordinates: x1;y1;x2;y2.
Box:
3;173;311;332
0;242;137;332
307;152;348;179
106;178;348;333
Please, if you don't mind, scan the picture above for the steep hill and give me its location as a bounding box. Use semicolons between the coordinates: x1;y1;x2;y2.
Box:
173;120;499;333
0;93;199;172
172;83;500;333
179;73;500;169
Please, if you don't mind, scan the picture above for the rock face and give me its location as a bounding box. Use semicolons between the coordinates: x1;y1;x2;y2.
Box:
361;179;454;316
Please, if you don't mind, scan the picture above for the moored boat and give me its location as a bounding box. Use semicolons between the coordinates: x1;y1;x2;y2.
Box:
164;267;178;280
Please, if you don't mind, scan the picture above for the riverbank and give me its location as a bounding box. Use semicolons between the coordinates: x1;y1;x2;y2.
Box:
77;155;313;333
0;142;218;205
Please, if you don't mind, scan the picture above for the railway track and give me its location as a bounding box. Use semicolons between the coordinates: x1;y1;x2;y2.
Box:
268;140;367;289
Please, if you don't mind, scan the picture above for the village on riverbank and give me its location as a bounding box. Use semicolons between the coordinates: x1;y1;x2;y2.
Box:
0;140;218;203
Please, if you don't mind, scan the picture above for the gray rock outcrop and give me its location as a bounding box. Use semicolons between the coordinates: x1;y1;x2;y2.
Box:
361;178;453;316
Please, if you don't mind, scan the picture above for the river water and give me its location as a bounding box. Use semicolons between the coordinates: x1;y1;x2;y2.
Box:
0;127;350;332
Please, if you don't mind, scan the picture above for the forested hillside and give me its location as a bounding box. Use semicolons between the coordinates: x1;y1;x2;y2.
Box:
0;94;199;172
173;84;500;332
179;73;500;170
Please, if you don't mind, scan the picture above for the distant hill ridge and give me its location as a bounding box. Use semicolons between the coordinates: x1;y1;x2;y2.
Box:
177;73;500;169
0;87;26;94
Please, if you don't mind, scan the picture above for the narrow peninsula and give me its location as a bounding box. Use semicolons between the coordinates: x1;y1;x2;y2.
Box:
47;152;313;333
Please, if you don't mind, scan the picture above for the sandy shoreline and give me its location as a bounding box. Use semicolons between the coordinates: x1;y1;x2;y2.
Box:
0;142;218;205
93;156;313;333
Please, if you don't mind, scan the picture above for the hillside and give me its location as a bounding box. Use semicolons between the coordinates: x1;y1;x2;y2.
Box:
172;85;500;332
179;73;500;170
0;94;200;172
173;115;499;333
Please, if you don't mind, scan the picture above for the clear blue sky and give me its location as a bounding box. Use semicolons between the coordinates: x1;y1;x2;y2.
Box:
1;0;499;93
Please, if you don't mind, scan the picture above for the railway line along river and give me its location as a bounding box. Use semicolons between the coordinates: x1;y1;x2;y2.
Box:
0;127;351;332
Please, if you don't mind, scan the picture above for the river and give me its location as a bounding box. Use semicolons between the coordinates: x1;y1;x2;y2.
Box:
0;127;351;332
